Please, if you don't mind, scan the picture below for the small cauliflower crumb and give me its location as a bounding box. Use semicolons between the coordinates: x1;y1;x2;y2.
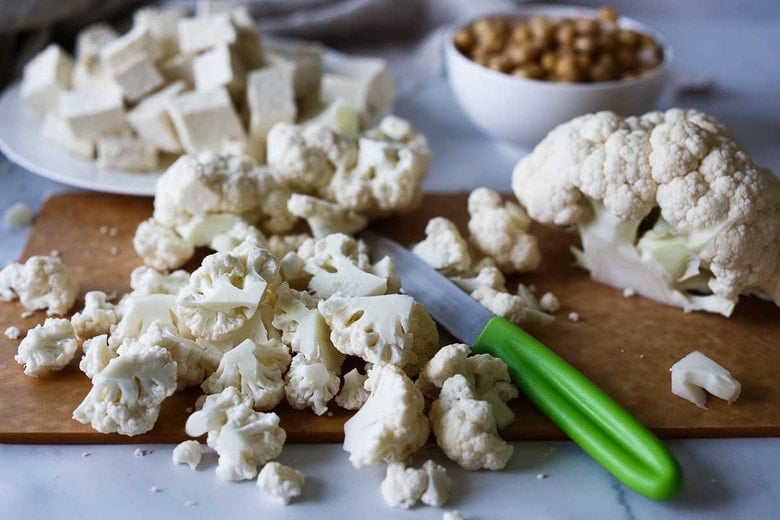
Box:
4;326;21;340
623;287;636;298
567;311;580;322
134;448;152;457
536;473;548;480
173;440;203;470
3;202;36;228
150;487;161;493
256;461;305;505
670;351;741;409
538;292;560;313
443;512;464;520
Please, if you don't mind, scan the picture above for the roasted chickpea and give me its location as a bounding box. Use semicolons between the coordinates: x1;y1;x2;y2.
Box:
540;51;557;73
454;29;475;53
617;29;640;48
512;64;545;79
511;24;532;43
554;53;580;82
573;17;598;36
573;36;597;54
597;7;619;23
487;54;513;73
555;22;576;47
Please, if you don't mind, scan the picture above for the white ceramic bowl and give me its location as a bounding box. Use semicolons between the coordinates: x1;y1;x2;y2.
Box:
445;5;672;147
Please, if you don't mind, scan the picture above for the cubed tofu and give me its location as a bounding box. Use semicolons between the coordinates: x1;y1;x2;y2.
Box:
100;26;159;73
133;7;184;58
222;135;266;163
97;136;159;172
112;54;165;102
193;45;245;100
321;57;396;127
39;112;95;159
21;45;74;116
72;60;112;90
266;42;322;100
166;87;245;153
127;81;186;153
75;23;119;68
177;13;237;54
244;65;296;140
59;87;128;140
160;53;195;87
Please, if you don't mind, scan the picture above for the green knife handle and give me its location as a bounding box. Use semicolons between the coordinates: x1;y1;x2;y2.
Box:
474;317;683;501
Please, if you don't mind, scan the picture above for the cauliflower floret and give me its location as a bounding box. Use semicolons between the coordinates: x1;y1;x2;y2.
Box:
343;364;429;468
73;341;177;436
284;353;340;415
335;368;369;410
79;334;117;378
538;292;560;313
0;255;77;315
186;387;286;481
303;234;389;299
4;326;21;339
133;218;195;271
370;256;401;294
109;293;178;348
287;194;368;239
257;462;305;505
266;233;310;260
176;246;278;341
201;338;291;410
129;266;190;295
467;188;540;273
412;217;472;274
272;283;344;371
173;440;203;470
512;109;780;315
420;460;452;507
15;318;78;376
670;351;741;409
71;291;119;340
429;374;513;471
139;320;218;390
380;462;427;509
318;293;438;376
175;213;263;250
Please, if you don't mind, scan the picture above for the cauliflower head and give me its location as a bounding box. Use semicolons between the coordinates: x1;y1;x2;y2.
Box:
0;255;77;315
513;109;780;315
15;318;78;376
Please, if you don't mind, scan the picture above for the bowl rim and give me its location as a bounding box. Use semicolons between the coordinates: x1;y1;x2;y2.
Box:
445;3;673;91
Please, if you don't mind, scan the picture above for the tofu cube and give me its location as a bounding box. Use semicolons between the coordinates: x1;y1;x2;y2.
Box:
112;54;165;102
266;42;322;100
133;7;185;58
97;136;159;172
75;23;119;68
193;45;245;100
72;60;111;90
59;88;128;140
160;53;195;87
321;57;396;127
177;13;237;54
21;45;74;116
245;65;296;140
127;81;186;153
222;135;266;164
39;112;95;159
100;26;159;73
167;87;245;153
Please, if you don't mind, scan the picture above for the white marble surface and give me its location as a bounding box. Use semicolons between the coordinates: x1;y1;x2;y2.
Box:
1;12;779;520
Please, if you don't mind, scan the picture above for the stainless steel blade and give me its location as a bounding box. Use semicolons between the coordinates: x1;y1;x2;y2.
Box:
361;231;495;346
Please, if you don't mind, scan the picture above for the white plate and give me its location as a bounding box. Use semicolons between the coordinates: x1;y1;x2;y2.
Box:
0;82;161;196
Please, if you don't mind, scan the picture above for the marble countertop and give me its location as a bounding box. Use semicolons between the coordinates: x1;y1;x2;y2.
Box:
1;12;779;520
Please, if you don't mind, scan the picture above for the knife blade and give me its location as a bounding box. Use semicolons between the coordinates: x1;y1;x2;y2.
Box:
361;231;684;501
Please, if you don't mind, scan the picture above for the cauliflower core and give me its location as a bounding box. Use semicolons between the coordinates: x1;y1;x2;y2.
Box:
670;351;741;409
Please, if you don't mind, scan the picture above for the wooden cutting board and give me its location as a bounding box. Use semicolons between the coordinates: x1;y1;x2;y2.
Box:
1;192;778;444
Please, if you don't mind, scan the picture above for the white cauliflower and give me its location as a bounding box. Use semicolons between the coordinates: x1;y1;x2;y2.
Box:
185;387;286;481
342;364;429;468
287;193;368;239
467;187;540;273
175;212;260;249
266;233;310;260
538;292;560;313
0;255;78;315
139;320;218;390
176;246;278;341
513;109;780;315
420;460;452;507
172;440;203;470
335;368;369;410
303;234;389;299
71;291;118;340
412;217;472;274
256;462;305;505
429;374;513;471
129;266;190;295
380;462;428;509
73;341;177;436
670;351;741;409
318;293;439;376
133;218;195;272
284;353;340;415
201;338;291;411
79;334;117;378
15;318;78;376
109;293;178;348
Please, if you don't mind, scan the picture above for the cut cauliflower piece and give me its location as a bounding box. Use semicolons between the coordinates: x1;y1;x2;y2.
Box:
272;283;344;371
129;266;190;295
0;255;78;315
257;462;305;505
176;246;278;341
175;212;260;248
173;440;203;470
467;187;540;273
512;109;780;315
335;368;369;410
73;341;177;436
538;292;560;313
380;462;427;509
266;233;310;261
139;320;217;390
284;353;340;415
15;318;78;376
109;293;177;348
201;338;291;411
202;302;281;354
370;256;401;294
186;386;249;435
420;459;452;507
318;293;439;376
287;193;368;239
79;334;117;378
133;218;195;271
430;374;513;470
670;351;741;409
303;234;388;299
71;291;119;340
343;364;429;468
412;217;471;274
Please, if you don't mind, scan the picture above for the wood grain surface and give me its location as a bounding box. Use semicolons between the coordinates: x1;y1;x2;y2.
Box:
0;192;777;444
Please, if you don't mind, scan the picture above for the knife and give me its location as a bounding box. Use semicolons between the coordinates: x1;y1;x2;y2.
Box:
361;231;684;501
